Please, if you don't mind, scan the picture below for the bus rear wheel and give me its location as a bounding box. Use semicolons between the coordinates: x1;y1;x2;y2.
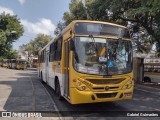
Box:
40;72;45;84
55;80;63;100
144;77;151;83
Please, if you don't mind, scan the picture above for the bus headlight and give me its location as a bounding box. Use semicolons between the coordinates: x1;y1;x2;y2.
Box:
74;79;90;91
81;86;86;91
77;82;81;86
122;80;134;89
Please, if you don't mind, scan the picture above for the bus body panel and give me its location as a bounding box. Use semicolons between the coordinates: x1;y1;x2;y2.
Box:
38;20;134;104
15;60;27;70
70;86;133;104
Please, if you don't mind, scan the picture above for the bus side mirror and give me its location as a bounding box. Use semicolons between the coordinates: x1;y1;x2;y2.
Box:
70;38;75;51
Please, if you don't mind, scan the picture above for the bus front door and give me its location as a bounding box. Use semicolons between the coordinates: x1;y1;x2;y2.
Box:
64;41;70;98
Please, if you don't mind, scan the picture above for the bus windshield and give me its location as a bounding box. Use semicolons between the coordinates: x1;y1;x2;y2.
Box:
73;37;132;75
18;61;26;64
11;60;16;63
74;22;130;39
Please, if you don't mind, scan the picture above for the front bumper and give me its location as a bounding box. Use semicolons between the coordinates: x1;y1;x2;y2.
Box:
70;86;134;104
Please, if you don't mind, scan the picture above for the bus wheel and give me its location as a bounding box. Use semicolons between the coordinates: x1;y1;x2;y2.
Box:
40;72;45;84
55;80;63;100
144;77;151;83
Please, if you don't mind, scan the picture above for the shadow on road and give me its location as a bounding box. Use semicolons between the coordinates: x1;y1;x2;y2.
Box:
16;71;37;77
0;78;33;111
0;68;56;112
26;68;38;71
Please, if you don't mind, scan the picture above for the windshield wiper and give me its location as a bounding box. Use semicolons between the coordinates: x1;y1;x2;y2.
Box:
114;37;121;55
89;34;98;52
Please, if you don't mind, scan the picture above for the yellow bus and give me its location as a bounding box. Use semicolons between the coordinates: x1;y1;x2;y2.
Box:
15;59;27;70
38;20;134;104
8;59;16;69
1;59;9;68
32;58;38;68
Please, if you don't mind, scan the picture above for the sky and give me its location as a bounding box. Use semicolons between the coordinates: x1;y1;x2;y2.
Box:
0;0;70;50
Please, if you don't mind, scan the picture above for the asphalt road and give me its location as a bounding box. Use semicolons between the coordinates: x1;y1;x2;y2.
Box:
0;67;60;120
43;75;160;119
0;67;160;120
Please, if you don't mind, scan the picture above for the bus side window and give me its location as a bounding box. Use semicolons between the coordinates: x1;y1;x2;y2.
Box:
55;37;62;61
40;51;43;63
42;51;44;63
49;42;56;62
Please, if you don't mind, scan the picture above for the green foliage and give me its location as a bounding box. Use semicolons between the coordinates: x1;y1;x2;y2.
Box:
134;34;152;53
0;31;7;46
0;13;24;44
6;50;18;59
20;34;53;56
0;12;24;58
0;45;18;59
0;56;6;61
63;0;88;26
54;21;65;36
86;0;111;21
63;0;160;55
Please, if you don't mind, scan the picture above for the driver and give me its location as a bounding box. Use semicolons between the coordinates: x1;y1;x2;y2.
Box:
86;46;106;64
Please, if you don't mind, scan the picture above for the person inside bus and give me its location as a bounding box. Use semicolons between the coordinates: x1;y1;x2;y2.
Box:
85;44;106;64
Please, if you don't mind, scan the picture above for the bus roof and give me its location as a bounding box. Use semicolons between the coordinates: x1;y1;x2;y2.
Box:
39;20;128;53
71;20;126;28
61;20;127;36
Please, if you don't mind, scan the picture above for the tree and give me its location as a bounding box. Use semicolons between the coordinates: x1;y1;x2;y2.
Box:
54;21;65;36
20;34;53;56
62;0;160;54
6;49;18;59
132;28;152;53
0;12;24;58
85;0;160;55
63;0;88;26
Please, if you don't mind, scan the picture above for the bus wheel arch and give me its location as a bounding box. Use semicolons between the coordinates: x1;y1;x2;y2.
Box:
144;76;151;83
40;71;45;84
55;76;63;100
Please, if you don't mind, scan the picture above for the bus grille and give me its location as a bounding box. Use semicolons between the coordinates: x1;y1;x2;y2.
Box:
96;93;117;98
86;78;125;85
92;86;119;91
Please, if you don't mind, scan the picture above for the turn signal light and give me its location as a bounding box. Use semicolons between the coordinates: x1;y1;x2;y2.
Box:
124;92;132;96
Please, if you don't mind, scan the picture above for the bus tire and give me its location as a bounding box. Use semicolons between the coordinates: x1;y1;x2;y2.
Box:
55;79;63;100
40;72;45;84
144;77;151;83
